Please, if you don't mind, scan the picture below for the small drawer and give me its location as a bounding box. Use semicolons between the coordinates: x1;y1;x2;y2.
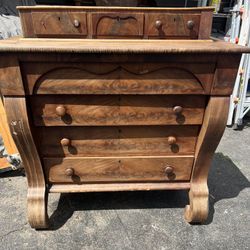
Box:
91;12;144;38
37;126;199;157
30;95;206;126
43;156;194;184
145;13;200;39
31;11;87;37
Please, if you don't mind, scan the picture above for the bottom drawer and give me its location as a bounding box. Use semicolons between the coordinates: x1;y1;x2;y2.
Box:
43;156;194;184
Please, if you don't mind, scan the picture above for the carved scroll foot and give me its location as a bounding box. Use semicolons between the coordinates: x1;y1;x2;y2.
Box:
184;183;209;223
27;187;49;229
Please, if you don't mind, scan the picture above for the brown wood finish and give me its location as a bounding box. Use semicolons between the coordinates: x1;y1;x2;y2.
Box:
18;6;214;39
37;126;199;157
21;62;215;95
4;97;49;229
31;11;88;38
30;95;206;126
184;97;230;223
43;156;194;183
1;6;249;228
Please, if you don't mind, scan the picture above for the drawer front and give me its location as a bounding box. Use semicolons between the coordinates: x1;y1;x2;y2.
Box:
146;13;200;39
37;126;199;157
22;62;215;95
30;95;206;126
91;12;144;38
31;11;87;37
43;156;194;183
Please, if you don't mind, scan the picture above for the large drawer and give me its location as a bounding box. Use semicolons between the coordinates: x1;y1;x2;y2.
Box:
43;156;194;184
30;95;206;126
31;11;88;38
36;126;199;157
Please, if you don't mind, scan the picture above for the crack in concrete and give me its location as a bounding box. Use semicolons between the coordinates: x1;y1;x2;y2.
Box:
0;223;28;241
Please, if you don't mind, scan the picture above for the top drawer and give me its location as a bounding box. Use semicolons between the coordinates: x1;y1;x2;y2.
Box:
31;11;87;38
145;13;200;39
18;7;213;39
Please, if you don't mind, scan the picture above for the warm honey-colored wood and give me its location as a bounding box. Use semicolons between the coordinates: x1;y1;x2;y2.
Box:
4;97;49;229
37;126;199;157
43;156;194;183
30;95;205;126
0;99;18;155
184;97;230;223
49;182;191;193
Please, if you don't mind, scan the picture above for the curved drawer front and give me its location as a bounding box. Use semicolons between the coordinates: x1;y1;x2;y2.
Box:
91;12;144;38
31;11;87;37
43;156;194;184
37;126;199;157
30;95;206;126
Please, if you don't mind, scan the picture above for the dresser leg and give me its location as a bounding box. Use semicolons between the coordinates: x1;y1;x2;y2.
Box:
27;187;49;229
184;183;209;223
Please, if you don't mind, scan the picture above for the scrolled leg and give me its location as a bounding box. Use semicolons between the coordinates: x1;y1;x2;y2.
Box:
184;183;209;223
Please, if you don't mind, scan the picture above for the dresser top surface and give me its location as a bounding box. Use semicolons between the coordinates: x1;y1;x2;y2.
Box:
0;38;250;54
17;6;214;12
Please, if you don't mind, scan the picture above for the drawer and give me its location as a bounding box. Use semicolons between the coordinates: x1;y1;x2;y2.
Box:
31;11;87;37
30;95;206;126
91;12;144;38
145;13;200;39
37;126;199;157
43;156;194;183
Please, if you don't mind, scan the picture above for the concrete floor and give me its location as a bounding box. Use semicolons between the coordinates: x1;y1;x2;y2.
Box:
0;125;249;250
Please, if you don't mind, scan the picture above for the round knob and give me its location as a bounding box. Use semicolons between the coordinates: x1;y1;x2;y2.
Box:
168;136;177;145
155;20;163;29
173;106;183;114
61;138;71;146
165;166;174;175
187;20;194;30
55;105;66;117
73;19;80;28
65;168;74;177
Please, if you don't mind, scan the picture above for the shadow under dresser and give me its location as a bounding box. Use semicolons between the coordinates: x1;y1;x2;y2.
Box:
0;5;249;229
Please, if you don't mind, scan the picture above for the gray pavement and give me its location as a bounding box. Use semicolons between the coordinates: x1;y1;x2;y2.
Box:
0;125;249;250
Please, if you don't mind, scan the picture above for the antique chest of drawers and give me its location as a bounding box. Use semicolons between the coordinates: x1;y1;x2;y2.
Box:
0;6;249;229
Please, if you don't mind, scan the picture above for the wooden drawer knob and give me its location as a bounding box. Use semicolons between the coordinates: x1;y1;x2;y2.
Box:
65;168;74;177
155;20;163;29
73;19;80;28
61;138;71;146
187;20;194;30
168;136;177;145
165;166;174;175
173;106;183;114
55;105;66;117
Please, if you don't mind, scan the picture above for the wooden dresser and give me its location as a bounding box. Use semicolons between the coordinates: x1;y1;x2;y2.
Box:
0;6;249;229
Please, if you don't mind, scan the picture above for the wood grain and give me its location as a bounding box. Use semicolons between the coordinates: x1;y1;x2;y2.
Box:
43;156;194;183
92;12;144;38
30;95;206;126
49;182;191;193
31;11;87;38
145;13;200;39
0;55;24;96
1;38;250;54
184;97;230;223
4;97;49;229
21;62;214;95
37;126;199;157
